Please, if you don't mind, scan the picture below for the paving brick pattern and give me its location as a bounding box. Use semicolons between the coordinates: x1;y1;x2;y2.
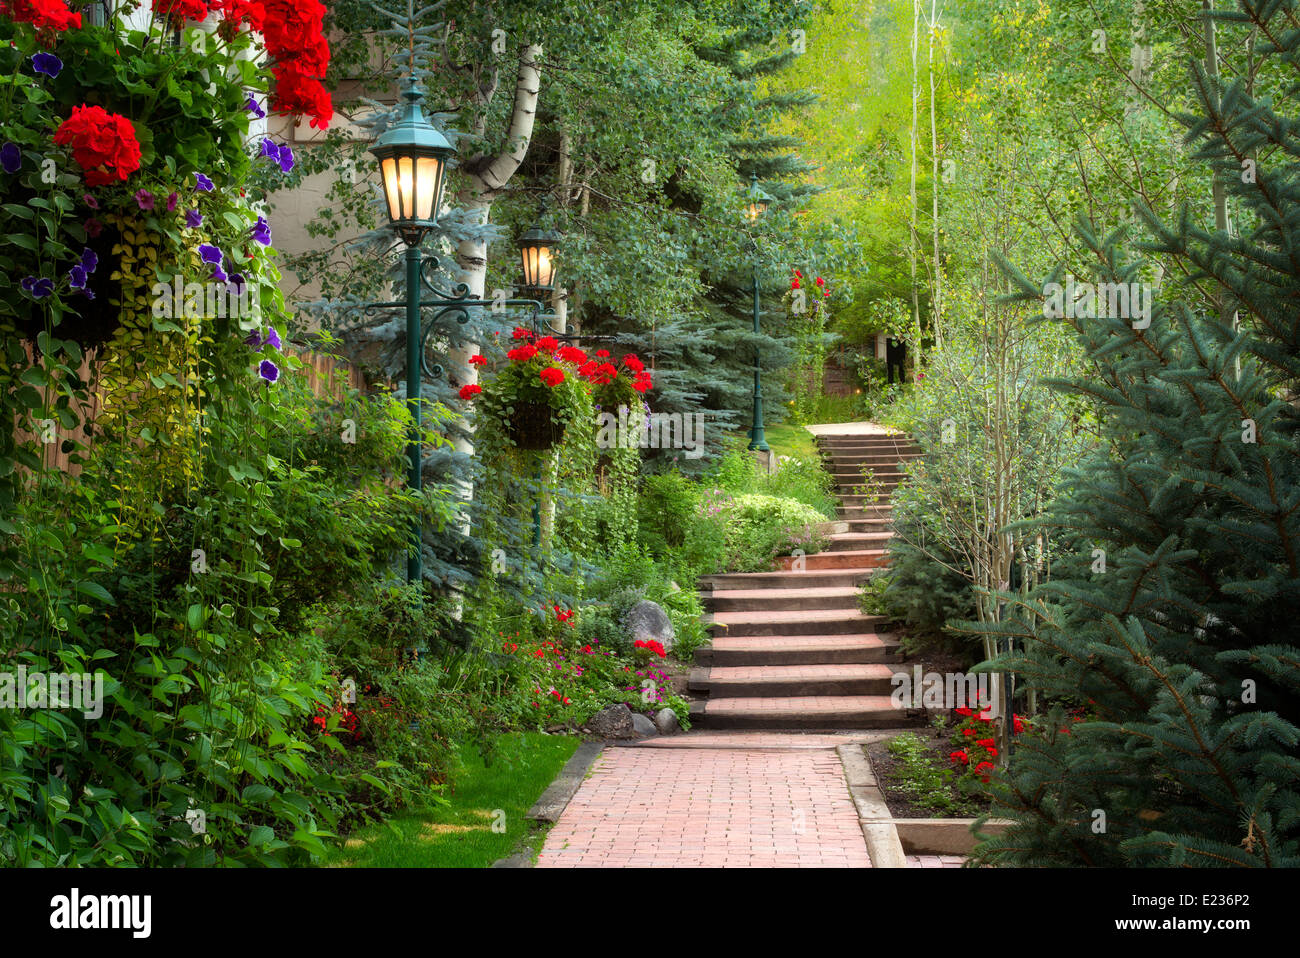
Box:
907;855;967;868
536;745;872;868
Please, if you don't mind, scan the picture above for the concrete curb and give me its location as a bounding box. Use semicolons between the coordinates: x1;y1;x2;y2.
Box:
493;741;607;869
837;743;908;868
526;740;605;824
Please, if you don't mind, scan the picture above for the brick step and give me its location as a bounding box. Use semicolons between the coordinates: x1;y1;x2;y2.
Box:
839;517;893;532
709;608;889;637
700;569;874;591
824;532;893;552
703;632;901;666
836;505;893;518
823;451;922;463
692;695;909;730
704;585;862;613
837;492;902;505
691;663;898;697
819;444;920;456
774;549;890;571
831;473;905;485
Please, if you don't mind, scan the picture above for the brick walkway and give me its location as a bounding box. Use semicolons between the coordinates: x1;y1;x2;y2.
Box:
536;745;872;867
907;855;966;868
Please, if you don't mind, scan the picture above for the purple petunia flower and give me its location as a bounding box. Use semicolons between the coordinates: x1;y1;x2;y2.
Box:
135;189;154;211
31;53;61;78
259;138;279;161
166;192;178;212
228;272;245;293
85;217;104;238
245;95;265;119
194;172;214;192
259;359;280;383
21;276;54;299
212;263;228;283
244;330;262;347
276;144;294;174
1;142;19;174
185;209;202;229
252;215;271;246
264;326;282;350
83;193;99;209
198;243;223;265
80;248;98;273
68;264;87;289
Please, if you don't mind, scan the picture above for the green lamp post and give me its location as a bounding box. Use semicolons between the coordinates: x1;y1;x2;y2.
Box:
368;77;456;586
744;173;773;453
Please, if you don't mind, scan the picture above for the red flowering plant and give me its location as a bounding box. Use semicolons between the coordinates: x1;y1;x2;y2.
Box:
496;619;690;732
463;326;595;451
1;0;312;355
946;699;1028;788
586;350;653;416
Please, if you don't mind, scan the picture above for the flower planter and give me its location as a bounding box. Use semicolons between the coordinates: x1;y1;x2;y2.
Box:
506;401;566;451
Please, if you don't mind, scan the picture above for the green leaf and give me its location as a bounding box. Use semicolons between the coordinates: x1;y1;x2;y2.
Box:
75;581;115;605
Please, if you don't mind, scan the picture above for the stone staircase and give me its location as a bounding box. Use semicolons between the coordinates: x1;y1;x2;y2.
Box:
688;429;920;729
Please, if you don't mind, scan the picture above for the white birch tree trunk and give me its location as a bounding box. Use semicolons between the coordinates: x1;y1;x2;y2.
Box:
447;43;542;512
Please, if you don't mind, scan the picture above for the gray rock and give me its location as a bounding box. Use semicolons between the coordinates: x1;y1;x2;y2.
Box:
654;707;680;735
631;713;657;737
624;599;675;651
585;703;636;739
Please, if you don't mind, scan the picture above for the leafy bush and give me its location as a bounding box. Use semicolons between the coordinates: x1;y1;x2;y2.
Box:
700;491;829;573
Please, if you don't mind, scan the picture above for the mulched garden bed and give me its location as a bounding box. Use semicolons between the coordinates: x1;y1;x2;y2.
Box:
868;724;993;820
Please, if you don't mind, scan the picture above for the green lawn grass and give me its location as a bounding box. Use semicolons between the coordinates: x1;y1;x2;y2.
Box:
764;422;819;459
325;732;580;868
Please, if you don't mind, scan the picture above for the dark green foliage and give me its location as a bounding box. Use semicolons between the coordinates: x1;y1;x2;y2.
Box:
969;0;1300;868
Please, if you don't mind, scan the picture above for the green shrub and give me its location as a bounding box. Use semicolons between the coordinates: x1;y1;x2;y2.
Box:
702;491;829;573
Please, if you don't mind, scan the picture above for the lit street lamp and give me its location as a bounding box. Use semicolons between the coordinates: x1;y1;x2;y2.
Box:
744;173;773;453
367;78;549;597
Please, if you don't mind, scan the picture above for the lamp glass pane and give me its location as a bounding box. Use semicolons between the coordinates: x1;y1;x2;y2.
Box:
535;247;555;288
415;156;440;221
397;156;415;220
381;157;401;224
521;245;538;287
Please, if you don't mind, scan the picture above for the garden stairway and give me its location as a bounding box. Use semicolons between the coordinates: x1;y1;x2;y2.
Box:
688;429;920;729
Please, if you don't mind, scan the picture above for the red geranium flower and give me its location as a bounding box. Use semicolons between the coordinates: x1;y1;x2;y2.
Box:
507;344;539;362
269;64;333;130
539;366;565;387
621;354;645;373
815;276;825;287
469;354;487;366
791;279;801;289
949;750;969;765
53;105;141;187
535;336;559;352
595;349;610;358
512;326;533;340
1;0;81;29
557;345;587;364
151;0;208;26
458;383;482;400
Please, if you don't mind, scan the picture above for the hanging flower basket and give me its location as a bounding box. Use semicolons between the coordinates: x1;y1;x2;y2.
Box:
506;400;567;451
